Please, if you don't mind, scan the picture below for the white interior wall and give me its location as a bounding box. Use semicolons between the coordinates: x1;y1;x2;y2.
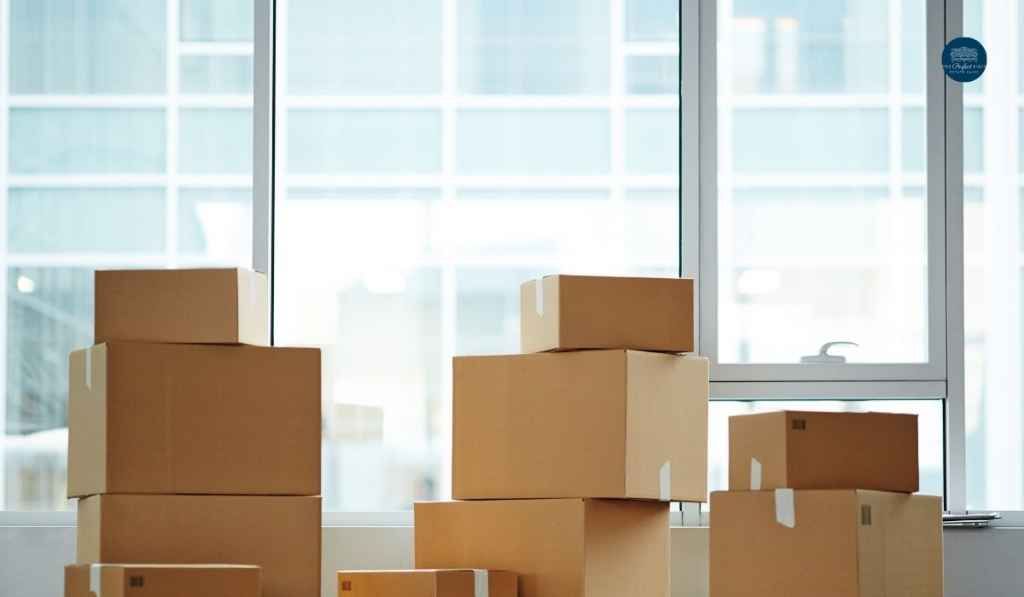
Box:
1;526;1020;597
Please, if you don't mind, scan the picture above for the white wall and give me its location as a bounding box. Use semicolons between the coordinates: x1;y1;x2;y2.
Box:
1;525;1020;597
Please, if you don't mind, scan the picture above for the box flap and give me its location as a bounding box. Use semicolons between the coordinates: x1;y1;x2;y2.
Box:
728;412;787;491
67;345;108;498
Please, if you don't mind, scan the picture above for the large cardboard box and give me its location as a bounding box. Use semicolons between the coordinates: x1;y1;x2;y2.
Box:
336;570;517;597
95;268;268;345
415;499;669;597
453;350;708;501
76;495;321;597
520;275;694;353
67;342;321;497
729;411;918;492
65;564;261;597
710;490;942;597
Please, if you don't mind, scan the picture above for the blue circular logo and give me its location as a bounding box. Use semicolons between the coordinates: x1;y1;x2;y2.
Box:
942;37;987;82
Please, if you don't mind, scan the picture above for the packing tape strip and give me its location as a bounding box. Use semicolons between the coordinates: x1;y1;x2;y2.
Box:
249;271;259;307
750;457;762;491
473;570;489;597
89;564;102;596
84;347;92;391
775;488;795;528
534;278;544;317
659;461;671;501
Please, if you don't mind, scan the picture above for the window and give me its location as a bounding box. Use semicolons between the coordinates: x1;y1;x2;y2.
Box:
1;0;253;511
2;0;1018;519
963;0;1024;510
273;0;681;511
708;0;940;378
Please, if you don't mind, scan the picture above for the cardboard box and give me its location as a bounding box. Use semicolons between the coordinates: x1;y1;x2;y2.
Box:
415;499;669;597
76;494;321;597
336;570;517;597
67;342;321;497
65;564;261;597
710;490;942;597
95;268;268;345
520;275;694;353
729;411;918;492
453;350;708;501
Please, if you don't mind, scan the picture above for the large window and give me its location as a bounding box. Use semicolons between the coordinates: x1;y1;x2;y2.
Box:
1;0;253;510
2;0;1021;517
273;0;681;511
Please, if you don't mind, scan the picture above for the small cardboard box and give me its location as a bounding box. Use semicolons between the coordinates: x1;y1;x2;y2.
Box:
68;342;321;497
415;499;669;597
520;275;694;353
453;350;708;501
76;494;321;597
65;564;261;597
95;268;268;345
336;570;517;597
729;411;919;492
710;490;943;597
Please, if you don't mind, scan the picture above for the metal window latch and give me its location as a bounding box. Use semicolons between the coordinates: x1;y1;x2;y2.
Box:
800;341;859;364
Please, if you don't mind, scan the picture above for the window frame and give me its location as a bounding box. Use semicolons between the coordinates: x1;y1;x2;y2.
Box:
698;0;949;384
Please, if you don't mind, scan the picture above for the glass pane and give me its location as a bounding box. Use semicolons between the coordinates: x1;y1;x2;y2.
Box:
718;0;929;365
963;0;1024;511
626;0;679;42
730;0;888;94
708;400;945;499
10;109;166;174
459;0;610;94
178;189;253;262
276;0;681;511
2;2;254;511
181;56;253;94
180;0;254;42
288;110;442;175
10;0;165;94
6;267;92;511
8;188;165;253
732;109;888;172
288;0;441;95
456;111;610;175
625;190;678;276
626;110;678;174
179;109;253;174
627;56;678;95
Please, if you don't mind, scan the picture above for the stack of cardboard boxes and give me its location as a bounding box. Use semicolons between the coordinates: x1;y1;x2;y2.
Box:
413;275;710;597
711;411;944;596
64;269;323;597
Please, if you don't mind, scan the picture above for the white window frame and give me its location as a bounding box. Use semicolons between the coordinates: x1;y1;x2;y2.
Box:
247;0;978;520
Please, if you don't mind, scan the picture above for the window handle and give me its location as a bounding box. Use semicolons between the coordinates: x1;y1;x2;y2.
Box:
800;341;858;364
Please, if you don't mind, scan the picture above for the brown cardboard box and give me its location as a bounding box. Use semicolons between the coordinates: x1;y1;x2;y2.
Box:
65;564;261;597
336;570;517;597
729;411;919;492
453;350;708;501
67;342;321;497
415;499;669;597
520;275;694;353
710;490;942;597
95;268;268;345
76;494;321;597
